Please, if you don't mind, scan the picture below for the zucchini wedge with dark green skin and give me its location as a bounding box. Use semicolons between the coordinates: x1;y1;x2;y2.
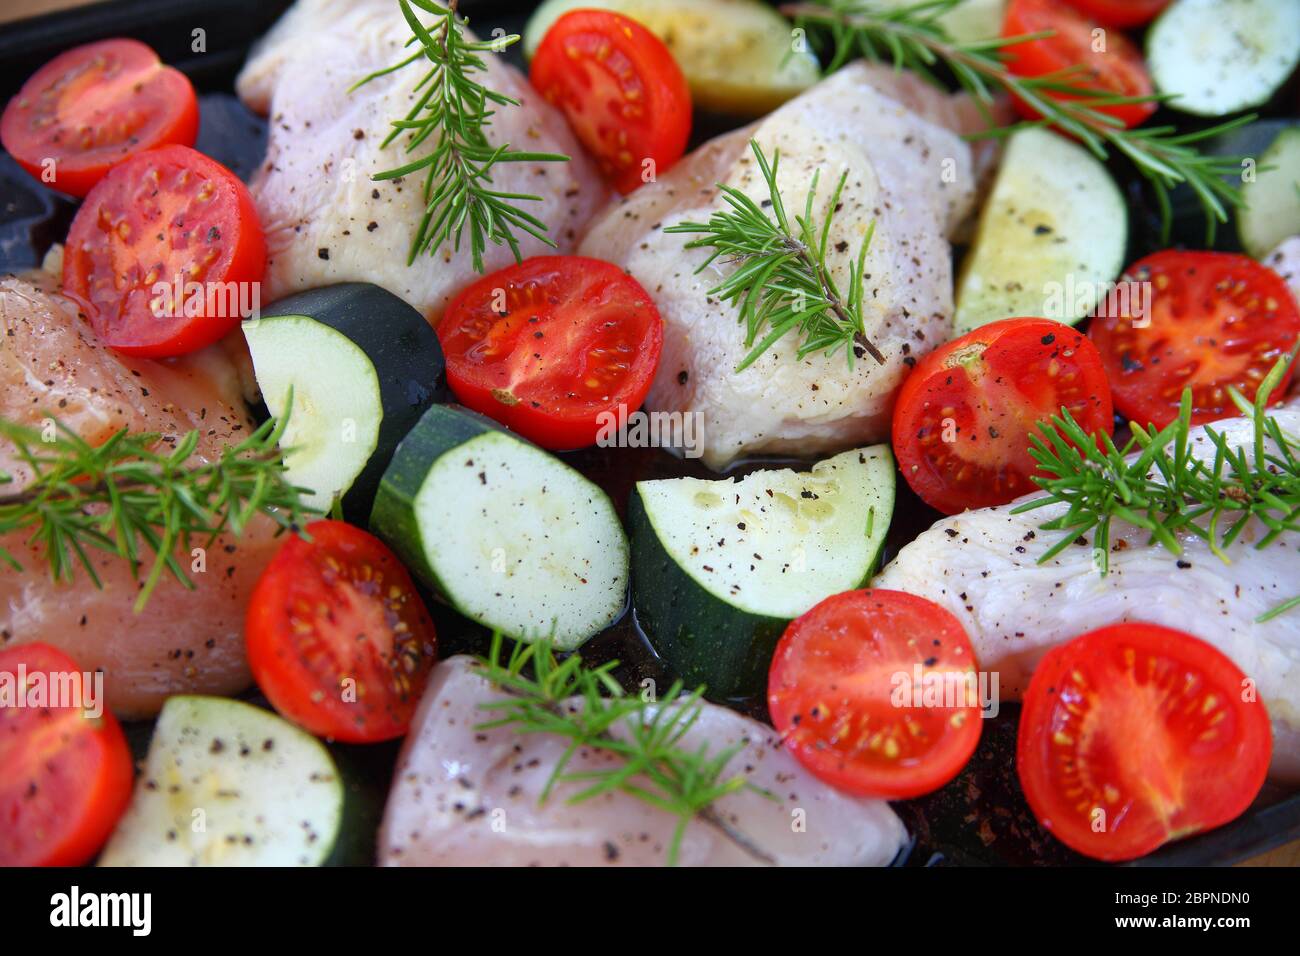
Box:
243;283;444;519
369;404;628;651
630;447;895;701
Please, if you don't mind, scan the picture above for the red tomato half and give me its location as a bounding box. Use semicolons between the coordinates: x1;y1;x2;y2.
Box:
0;643;133;866
1061;0;1170;28
768;590;983;800
530;9;690;194
893;318;1113;515
1002;0;1156;130
439;255;664;450
1089;251;1300;429
0;38;199;198
62;144;266;358
1018;623;1271;861
246;521;438;743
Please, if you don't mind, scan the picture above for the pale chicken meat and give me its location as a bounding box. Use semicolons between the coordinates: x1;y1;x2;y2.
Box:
379;656;908;866
873;410;1300;781
0;277;280;718
235;0;608;321
578;63;988;470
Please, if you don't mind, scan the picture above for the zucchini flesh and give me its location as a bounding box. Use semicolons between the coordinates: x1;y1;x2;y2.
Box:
370;405;628;650
632;447;894;699
1149;0;1300;117
98;696;342;867
955;128;1126;334
523;0;819;114
244;315;380;511
1241;127;1300;259
244;283;444;518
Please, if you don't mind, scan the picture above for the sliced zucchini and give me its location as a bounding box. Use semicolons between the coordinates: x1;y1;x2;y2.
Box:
1148;0;1300;117
369;404;628;650
98;696;343;867
244;283;443;517
522;0;820;115
954;127;1126;334
1241;126;1300;259
631;446;894;700
869;0;1005;45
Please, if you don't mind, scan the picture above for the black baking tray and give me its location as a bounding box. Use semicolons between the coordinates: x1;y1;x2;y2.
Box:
2;0;1298;867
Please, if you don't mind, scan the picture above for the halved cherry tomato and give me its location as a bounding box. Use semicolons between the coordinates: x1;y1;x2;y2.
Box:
893;318;1113;515
62;144;266;358
0;643;133;866
1089;251;1300;429
1061;0;1170;28
438;255;664;450
768;589;982;800
0;38;199;198
1002;0;1157;130
245;521;438;743
530;9;690;194
1018;623;1271;862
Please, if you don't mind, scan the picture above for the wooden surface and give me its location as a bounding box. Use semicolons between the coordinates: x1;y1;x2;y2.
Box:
0;0;100;22
4;0;1298;871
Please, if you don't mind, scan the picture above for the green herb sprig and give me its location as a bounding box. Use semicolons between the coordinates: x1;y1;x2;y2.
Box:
1013;347;1300;621
354;0;569;272
782;0;1253;242
666;139;883;372
0;409;317;612
476;632;777;866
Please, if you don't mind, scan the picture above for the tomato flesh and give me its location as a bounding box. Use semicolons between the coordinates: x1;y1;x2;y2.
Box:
1089;251;1300;429
893;318;1113;515
439;255;664;450
1061;0;1169;28
245;521;438;743
62;144;266;358
0;643;133;866
1;38;199;198
768;589;983;799
531;9;691;194
1017;623;1271;861
1002;0;1156;130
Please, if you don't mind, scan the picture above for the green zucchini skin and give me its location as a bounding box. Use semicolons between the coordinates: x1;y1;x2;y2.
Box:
260;283;445;519
368;403;501;592
629;487;789;702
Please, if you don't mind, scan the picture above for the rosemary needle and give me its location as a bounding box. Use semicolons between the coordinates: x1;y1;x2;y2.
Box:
476;632;777;865
1013;346;1300;621
666;139;884;372
0;406;317;612
783;0;1253;243
354;0;569;273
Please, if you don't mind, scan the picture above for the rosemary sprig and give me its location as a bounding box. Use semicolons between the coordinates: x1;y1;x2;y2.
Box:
782;0;1253;242
0;409;317;612
354;0;569;272
1012;346;1300;621
665;139;884;372
475;632;777;866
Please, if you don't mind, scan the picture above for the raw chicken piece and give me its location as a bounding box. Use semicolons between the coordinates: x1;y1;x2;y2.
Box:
578;62;982;469
379;656;907;866
873;410;1300;781
0;277;280;718
236;0;608;320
